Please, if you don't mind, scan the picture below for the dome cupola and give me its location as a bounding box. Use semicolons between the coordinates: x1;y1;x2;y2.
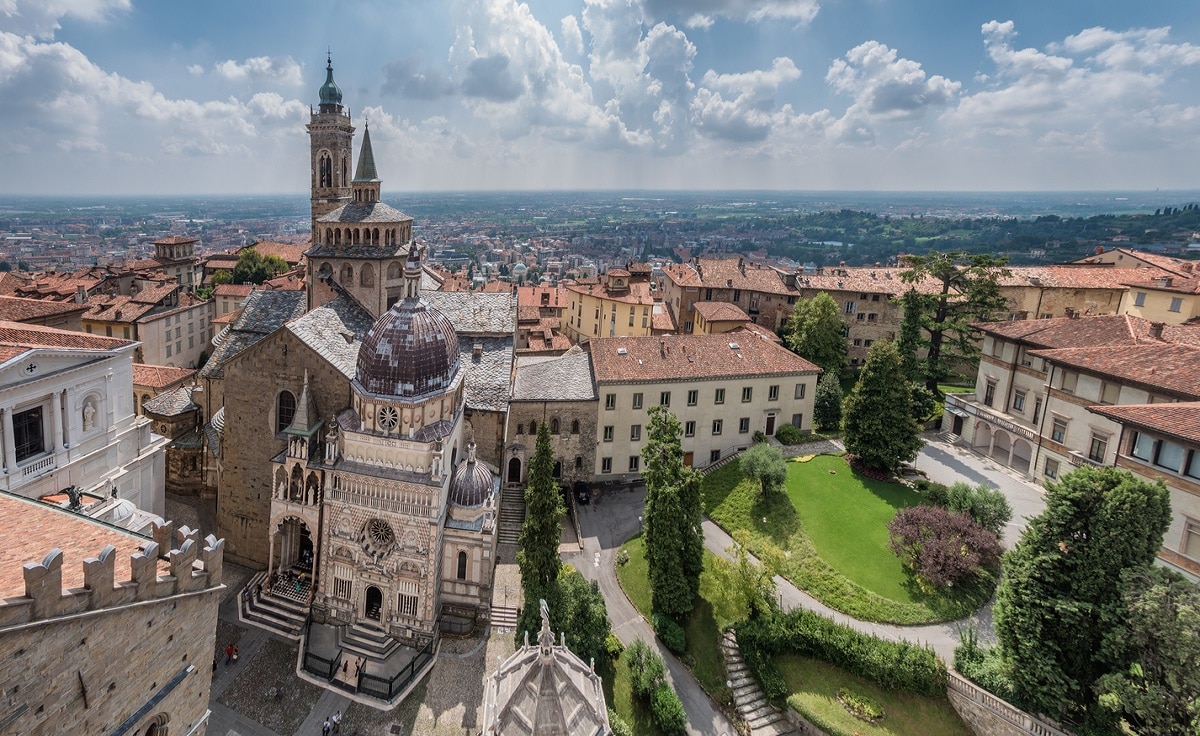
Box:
318;53;343;110
448;443;493;508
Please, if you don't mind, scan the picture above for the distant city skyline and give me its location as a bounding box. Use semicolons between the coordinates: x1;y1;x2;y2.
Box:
3;0;1200;195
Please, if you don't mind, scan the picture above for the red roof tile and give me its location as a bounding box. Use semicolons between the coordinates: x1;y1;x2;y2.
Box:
589;333;819;383
0;320;133;353
976;314;1171;349
0;296;88;321
132;363;197;390
1089;402;1200;445
694;301;750;323
1030;343;1200;398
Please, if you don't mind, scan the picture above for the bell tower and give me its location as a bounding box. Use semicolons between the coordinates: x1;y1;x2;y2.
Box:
307;53;354;239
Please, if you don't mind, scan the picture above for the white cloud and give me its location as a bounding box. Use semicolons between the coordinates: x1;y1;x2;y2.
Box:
560;15;584;55
186;64;204;76
827;41;959;120
0;0;129;39
692;58;802;142
685;14;713;30
642;0;819;24
213;56;303;86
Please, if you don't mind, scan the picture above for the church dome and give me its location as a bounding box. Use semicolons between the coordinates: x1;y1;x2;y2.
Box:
449;444;493;507
319;55;343;107
355;298;459;398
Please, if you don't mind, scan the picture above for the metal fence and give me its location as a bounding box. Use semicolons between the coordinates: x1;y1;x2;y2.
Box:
357;639;436;701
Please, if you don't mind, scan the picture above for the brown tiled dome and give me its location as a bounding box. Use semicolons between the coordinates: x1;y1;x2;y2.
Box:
449;449;493;508
356;297;459;397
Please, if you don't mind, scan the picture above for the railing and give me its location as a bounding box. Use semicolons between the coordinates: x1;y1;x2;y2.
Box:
945;394;1037;442
357;638;436;701
947;671;1073;736
22;454;56;477
301;616;339;680
1067;450;1103;468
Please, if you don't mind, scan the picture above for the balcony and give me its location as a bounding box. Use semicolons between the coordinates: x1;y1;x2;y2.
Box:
1068;450;1104;468
944;393;1037;442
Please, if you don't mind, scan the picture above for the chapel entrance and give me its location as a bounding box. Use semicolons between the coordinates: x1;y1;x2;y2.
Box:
507;457;522;484
365;586;382;621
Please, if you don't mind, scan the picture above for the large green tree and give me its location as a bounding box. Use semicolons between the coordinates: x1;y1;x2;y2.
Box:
784;291;848;375
556;566;612;666
812;370;843;431
517;423;564;606
642;406;703;619
895;289;925;382
232;246;289;285
1098;567;1200;736
841;341;923;472
739;442;787;496
994;467;1171;728
899;252;1010;393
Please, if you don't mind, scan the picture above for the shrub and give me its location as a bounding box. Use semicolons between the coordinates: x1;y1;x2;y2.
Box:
651;685;688;735
954;628;1015;701
888;505;1002;589
653;612;687;655
608;709;633;736
774;423;803;445
604;633;625;661
616;548;630;566
626;638;666;697
753;430;768;443
943;482;1013;537
838;688;885;721
918;480;950;505
736;609;947;697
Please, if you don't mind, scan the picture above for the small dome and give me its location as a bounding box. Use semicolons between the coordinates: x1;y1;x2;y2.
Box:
449;446;493;507
356;298;459;398
319;55;343;107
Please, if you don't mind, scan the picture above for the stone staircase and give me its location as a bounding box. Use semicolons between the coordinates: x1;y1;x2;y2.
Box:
498;483;525;546
722;630;797;736
490;605;519;632
238;571;307;640
336;622;402;663
700;449;745;476
938;431;960;444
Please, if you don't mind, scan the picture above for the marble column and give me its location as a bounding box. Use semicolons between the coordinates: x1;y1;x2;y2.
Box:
267;530;278;580
50;391;63;453
62;389;74;448
1;408;15;473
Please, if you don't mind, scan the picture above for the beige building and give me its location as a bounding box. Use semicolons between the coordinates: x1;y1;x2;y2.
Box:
661;256;796;333
83;281;215;369
1072;246;1197;276
129;235;204;290
0;495;223;736
693;301;752;334
562;270;657;343
588;333;819;481
1119;273;1200;324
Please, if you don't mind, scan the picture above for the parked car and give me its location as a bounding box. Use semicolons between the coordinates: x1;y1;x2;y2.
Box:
573;482;590;505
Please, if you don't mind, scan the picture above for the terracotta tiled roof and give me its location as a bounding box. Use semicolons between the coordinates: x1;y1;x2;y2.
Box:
694;301;750;323
211;310;240;326
999;265;1156;290
565;280;656;305
0;320;133;355
1121;274;1200;294
84;295;156;323
976;314;1169;349
517;305;542;323
0;296;88;321
132;363;197;390
0;272;30;297
794;268;928;296
1074;248;1197;277
1089;402;1200;445
663;258;793;295
516;285;566;310
730;322;783;343
213;284;256;297
1029;343;1200;398
589;333;819;383
651;306;675;332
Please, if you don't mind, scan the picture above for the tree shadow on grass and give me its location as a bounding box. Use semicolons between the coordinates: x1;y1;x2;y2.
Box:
899;568;998;622
599;655;665;736
751;487;801;547
700;462;744;513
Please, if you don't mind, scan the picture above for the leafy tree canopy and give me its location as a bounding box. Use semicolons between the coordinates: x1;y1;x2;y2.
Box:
842;341;923;472
232;246;288;285
813;370;843;432
739;442;788;496
784;291;847;375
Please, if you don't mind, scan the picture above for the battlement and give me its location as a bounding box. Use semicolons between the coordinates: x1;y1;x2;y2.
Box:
0;521;224;629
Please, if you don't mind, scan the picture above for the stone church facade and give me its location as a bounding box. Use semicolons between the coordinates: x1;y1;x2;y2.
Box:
214;61;500;647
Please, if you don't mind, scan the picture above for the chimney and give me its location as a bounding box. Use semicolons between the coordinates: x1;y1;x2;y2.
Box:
660;339;666;358
1150;322;1165;339
1063;307;1076;319
1095;245;1105;255
75;285;87;303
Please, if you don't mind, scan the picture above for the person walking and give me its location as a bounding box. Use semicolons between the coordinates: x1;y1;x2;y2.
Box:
224;644;233;666
331;710;342;733
231;645;239;664
322;717;331;736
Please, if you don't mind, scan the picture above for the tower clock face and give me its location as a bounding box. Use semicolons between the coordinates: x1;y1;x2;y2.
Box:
378;406;399;431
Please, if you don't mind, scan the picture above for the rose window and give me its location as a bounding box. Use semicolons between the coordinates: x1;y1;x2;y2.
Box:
362;518;397;560
378;406;399;431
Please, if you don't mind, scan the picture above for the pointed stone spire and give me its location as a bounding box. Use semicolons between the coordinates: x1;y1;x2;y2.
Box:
353;122;380;183
286;369;320;435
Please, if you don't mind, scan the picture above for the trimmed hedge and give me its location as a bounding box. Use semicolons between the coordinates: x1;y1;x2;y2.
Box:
736;608;947;699
651;685;688;735
652;612;687;655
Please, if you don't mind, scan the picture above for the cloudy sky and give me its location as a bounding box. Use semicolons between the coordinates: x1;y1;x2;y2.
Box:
3;0;1200;194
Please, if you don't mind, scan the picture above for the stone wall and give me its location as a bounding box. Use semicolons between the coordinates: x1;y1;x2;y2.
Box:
506;399;597;486
784;705;833;736
947;671;1073;736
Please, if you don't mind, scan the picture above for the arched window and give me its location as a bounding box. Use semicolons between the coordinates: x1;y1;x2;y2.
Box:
575;455;583;469
319;151;332;188
340;264;353;284
276;391;296;433
325;229;333;245
529;420;537;435
457;551;468;580
516;424;524;435
334;229;341;245
550;418;560;434
388;261;402;279
571;419;580;434
353;229;360;245
341;155;348;186
361;263;375;287
553;460;562;478
373;228;380;245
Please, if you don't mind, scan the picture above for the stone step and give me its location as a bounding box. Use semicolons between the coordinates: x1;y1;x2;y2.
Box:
239;594;304;639
337;625;401;661
733;683;760;698
491;606;519;630
751;716;795;736
744;703;776;720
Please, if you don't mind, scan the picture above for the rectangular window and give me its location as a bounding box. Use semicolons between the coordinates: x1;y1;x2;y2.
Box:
601;457;612;473
741;387;752;403
687;390;698;406
629;456;640;472
684;421;696;437
629;315;635;326
399;593;418;618
630;425;641;441
712;419;723;435
660;391;671;407
603;426;614;442
1033;397;1043;423
13;406;45;463
1044;458;1059;479
791;413;803;428
1051;418;1068;444
1186;451;1200;480
1156;439;1186;472
1134;291;1147;307
715;388;725;405
856;313;866;321
632;393;643;410
769;385;779;401
739;418;750;433
166;344;172;357
867;313;877;322
710;449;721;463
983;380;997;407
991;339;1003;357
733;289;741;302
123;327;131;339
853;338;862;346
1101;382;1120;405
795;383;806;400
1088;434;1108;463
334;577;352;601
1132;431;1156;461
705;288;713;300
605;394;616;410
1061;371;1077;394
1169;297;1184;313
864;340;874;347
844;301;856;314
1012;390;1026;412
1183;520;1200;561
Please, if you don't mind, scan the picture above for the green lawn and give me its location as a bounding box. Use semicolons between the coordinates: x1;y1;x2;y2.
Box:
703;455;993;624
777;655;971;736
937;384;975;395
616;536;732;706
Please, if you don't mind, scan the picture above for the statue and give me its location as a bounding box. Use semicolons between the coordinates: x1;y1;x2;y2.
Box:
82;400;96;431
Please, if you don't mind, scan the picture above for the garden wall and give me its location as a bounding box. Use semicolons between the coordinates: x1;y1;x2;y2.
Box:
784;705;831;736
947;671;1073;736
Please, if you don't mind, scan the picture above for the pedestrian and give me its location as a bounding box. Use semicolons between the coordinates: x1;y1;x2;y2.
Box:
332;710;342;733
224;643;233;666
212;657;217;674
255;582;262;599
231;645;239;664
342;659;348;676
322;718;331;736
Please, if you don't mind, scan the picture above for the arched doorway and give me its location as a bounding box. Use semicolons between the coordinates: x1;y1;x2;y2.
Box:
507;457;522;484
365;586;382;621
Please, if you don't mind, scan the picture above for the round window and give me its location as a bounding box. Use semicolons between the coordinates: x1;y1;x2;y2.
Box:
378;406;399;431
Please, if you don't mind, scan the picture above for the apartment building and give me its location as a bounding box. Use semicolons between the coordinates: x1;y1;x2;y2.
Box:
562;270;657;342
588;333;819;482
128;235;203;289
1120;273;1200;324
661;256;796;333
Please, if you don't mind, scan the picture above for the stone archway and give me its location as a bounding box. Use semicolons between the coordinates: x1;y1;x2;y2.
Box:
507;457;522;484
365;585;382;621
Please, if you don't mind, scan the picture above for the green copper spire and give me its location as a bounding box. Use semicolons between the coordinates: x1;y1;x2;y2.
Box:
353;122;380;182
318;52;343;107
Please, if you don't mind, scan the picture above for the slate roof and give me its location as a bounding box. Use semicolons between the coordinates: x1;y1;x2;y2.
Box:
204;406;224;457
317;201;412;224
154;236;197;245
142;386;199;416
512;345;595;402
198;290;306;379
1029;343;1200;399
132;363;196;389
1088;402;1200;445
424;291;516;335
286;295;377;379
589;333;820;383
306;241;409;259
458;336;513;413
